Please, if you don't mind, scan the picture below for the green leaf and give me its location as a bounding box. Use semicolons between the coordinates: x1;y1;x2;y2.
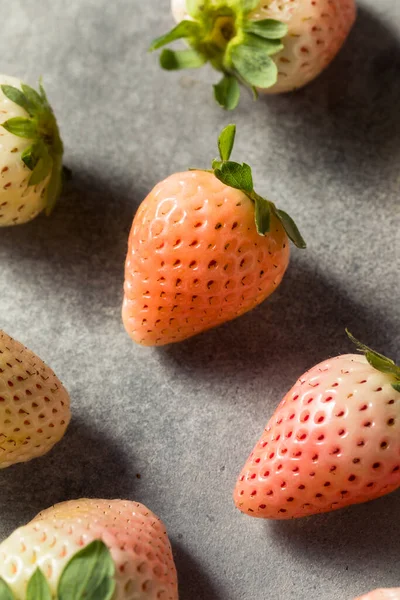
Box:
38;78;50;107
45;154;63;214
21;83;44;112
186;0;202;17
29;150;53;186
243;19;288;40
208;126;306;249
160;48;206;70
239;0;259;13
149;20;200;51
26;568;52;600
21;140;45;171
242;33;284;55
212;159;222;170
392;382;400;393
50;120;64;155
1;117;37;139
21;145;38;171
254;195;271;235
1;85;32;116
214;75;241;110
346;330;400;382
0;578;15;600
57;540;115;600
230;42;278;88
214;161;253;193
218;124;236;161
346;330;391;363
275;208;306;249
365;352;400;378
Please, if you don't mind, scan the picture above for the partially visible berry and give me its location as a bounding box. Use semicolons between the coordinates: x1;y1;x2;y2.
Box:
356;590;400;600
151;0;356;109
0;330;70;468
0;75;64;226
0;498;178;600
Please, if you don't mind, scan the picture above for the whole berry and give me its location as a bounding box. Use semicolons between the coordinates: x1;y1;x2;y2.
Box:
234;332;400;518
123;125;305;346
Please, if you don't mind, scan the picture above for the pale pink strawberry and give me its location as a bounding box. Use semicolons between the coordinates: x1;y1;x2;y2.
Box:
0;330;70;467
234;333;400;519
152;0;356;109
122;125;305;346
356;590;400;600
123;170;289;346
0;498;178;600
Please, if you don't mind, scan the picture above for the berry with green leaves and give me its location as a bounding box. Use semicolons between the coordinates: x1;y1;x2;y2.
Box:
122;124;305;346
234;331;400;519
0;540;114;600
0;498;178;599
151;0;356;109
0;75;64;226
0;329;70;468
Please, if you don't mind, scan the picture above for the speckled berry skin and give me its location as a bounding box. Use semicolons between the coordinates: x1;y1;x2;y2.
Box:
356;590;400;600
234;354;400;519
123;170;290;346
0;76;49;226
0;499;178;600
0;330;70;468
171;0;356;94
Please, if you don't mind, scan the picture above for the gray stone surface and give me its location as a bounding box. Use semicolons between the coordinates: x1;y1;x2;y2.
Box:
0;0;399;598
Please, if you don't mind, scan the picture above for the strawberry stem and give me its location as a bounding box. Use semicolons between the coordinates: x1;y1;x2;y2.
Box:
346;329;400;392
149;0;287;110
209;125;306;248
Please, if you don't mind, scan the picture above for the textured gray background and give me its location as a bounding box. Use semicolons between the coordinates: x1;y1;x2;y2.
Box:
0;0;399;598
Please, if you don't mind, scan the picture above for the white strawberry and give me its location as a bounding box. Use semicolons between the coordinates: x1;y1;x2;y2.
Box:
0;498;179;600
0;75;64;226
0;330;70;467
151;0;356;109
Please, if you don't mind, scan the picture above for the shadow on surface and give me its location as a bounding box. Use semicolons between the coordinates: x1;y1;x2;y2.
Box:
173;541;222;600
0;417;134;529
158;254;395;387
267;487;400;568
263;6;400;179
0;166;142;297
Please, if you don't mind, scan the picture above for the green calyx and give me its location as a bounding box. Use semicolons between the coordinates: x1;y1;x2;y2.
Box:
346;330;400;393
0;540;115;600
1;79;64;214
203;125;306;247
149;0;288;110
